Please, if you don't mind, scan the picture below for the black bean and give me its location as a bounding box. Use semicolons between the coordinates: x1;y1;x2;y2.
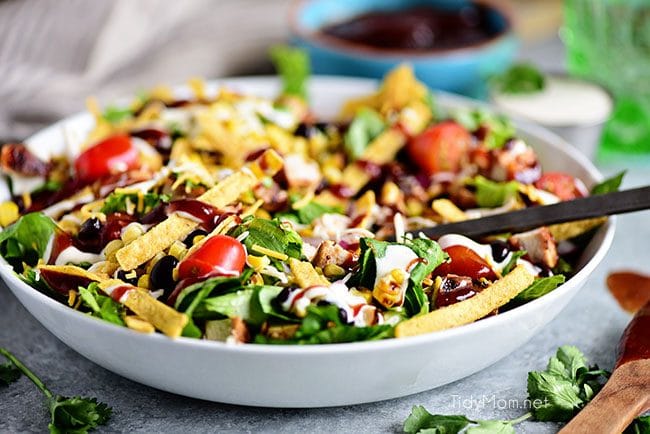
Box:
182;229;208;247
490;240;510;263
150;255;179;295
338;308;349;324
275;287;293;304
117;269;139;286
78;218;102;241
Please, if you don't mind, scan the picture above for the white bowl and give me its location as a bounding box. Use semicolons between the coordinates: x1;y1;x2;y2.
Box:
1;77;615;407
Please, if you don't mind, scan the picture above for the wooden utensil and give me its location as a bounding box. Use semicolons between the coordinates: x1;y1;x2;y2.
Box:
408;185;650;239
559;300;650;434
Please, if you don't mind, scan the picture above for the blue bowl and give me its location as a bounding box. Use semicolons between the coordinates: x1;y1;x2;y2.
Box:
290;0;518;98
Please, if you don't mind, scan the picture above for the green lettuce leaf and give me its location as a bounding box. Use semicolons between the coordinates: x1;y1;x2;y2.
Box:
470;176;520;208
100;192;169;216
451;108;515;149
344;108;385;160
78;283;125;327
229;218;302;260
514;275;566;303
0;212;56;271
269;45;310;100
102;105;133;124
501;250;526;276
277;201;343;225
591;171;625;195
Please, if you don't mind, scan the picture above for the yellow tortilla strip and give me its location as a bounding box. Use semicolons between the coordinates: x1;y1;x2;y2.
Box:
341;129;406;194
289;258;329;288
124;316;155;334
548;217;607;242
115;149;283;270
431;199;468;223
39;264;188;338
395;265;535;338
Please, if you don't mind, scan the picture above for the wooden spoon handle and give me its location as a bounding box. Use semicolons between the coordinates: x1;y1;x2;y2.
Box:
559;360;650;434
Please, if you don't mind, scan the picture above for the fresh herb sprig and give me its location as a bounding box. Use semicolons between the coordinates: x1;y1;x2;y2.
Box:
402;346;647;433
0;348;112;434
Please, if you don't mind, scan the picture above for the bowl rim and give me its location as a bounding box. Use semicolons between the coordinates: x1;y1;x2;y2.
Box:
2;75;616;356
288;0;516;59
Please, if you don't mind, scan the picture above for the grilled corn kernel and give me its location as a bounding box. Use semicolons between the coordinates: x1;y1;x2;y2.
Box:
380;182;401;206
0;201;19;227
323;263;345;279
406;198;424;217
137;274;150;290
104;239;124;260
372;269;408;308
250;273;265;285
168;241;188;260
121;222;145;244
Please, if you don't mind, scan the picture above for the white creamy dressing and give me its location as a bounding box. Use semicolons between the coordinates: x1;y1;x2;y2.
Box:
0;178;11;202
281;280;379;327
102;283;134;303
437;234;540;276
54;246;105;266
373;244;418;293
9;174;45;196
42;190;95;219
130;136;160;158
160;107;194;133
493;76;612;126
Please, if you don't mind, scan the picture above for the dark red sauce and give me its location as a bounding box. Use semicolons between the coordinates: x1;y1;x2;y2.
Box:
109;285;132;303
330;183;355;199
39;269;93;296
47;232;73;265
356;160;382;180
167;199;222;231
607;271;650;314
320;5;504;51
435;275;480;308
102;212;136;244
616;301;650;367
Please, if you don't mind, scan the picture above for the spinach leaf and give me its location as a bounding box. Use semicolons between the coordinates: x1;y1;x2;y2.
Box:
491;63;546;95
514;275;566;303
470;176;520;208
344;108;385;160
255;305;394;345
591;171;625;195
78;283;125;326
269;45;310;100
0;212;56;271
230;218;302;260
101;192;169;216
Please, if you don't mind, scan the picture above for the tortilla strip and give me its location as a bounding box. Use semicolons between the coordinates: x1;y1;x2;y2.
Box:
289;258;330;288
431;199;468;223
124;316;155;334
115;149;283;271
548;217;607;242
340;129;406;194
395;265;535;338
39;264;188;338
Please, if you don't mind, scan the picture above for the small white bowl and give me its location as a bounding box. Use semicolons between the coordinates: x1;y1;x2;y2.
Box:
0;77;614;407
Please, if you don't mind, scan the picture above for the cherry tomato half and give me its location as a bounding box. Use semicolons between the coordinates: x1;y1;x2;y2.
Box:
534;172;583;201
406;121;472;175
178;235;246;280
74;135;139;183
433;245;497;281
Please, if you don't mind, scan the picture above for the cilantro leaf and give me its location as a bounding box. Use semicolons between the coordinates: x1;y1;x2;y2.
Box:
0;361;21;386
403;405;472;434
344;108;385;160
591;171;626;195
470;176;520;208
625;416;650;434
491;63;546;95
513;275;566;303
466;420;515;434
269;45;310;100
102;106;133;124
501;250;526;276
78;283;125;326
229;218;302;260
0;212;57;271
48;395;112;434
100;192;169;216
549;345;588;380
527;371;583;421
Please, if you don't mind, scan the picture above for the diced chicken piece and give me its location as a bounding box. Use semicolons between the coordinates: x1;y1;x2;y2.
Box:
312;240;353;269
508;227;559;269
264;323;300;340
283;154;321;189
229;317;251;344
490;139;541;184
0;144;50;176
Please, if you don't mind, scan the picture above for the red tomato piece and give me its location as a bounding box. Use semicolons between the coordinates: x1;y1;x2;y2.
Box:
74;135;139;183
178;235;246;280
433;245;497;281
534;172;583;201
406;121;472;175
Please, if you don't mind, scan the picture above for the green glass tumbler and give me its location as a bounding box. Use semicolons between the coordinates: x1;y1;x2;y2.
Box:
563;0;650;154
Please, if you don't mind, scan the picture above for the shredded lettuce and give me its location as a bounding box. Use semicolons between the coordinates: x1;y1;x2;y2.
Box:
470;176;520;208
0;212;56;271
100;192;169;216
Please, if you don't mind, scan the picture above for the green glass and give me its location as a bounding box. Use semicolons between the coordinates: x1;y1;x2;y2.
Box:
564;0;650;155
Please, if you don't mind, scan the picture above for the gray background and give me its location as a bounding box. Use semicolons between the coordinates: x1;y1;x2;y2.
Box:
1;37;648;434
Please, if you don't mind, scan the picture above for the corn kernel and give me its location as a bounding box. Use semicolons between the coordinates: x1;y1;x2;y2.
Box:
350;288;373;304
137;274;150;289
21;193;32;210
247;254;270;272
381;182;401;206
250;273;264;285
121;222;145;244
0;201;19;227
104;239;125;260
406;198;424;217
168;241;188;260
390;268;406;285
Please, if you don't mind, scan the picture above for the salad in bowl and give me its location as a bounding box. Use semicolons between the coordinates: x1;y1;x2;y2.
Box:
0;50;610;346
